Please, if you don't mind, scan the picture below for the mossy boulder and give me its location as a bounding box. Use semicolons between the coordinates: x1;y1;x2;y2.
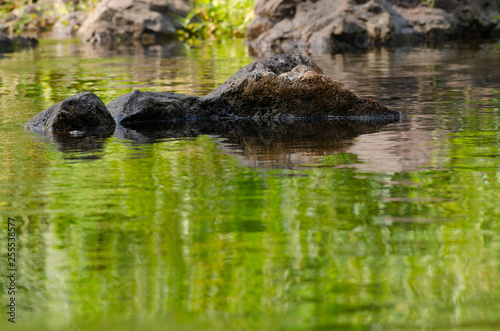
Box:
200;54;402;119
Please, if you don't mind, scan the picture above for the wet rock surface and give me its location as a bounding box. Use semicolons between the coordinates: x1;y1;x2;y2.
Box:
247;0;500;55
77;0;191;45
107;90;203;125
24;54;403;134
23;92;116;134
200;54;401;119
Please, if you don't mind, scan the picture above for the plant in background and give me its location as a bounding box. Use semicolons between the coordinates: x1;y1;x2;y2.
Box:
0;0;99;36
176;0;254;40
422;0;435;9
69;0;99;12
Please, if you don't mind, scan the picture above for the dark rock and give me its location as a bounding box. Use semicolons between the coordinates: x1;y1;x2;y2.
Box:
107;90;203;125
247;0;500;55
26;55;401;134
200;54;402;119
77;0;191;45
23;92;115;134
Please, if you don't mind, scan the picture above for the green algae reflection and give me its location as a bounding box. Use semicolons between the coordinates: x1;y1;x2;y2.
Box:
1;40;500;331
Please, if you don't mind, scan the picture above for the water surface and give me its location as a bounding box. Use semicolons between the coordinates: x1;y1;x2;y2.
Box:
1;39;500;331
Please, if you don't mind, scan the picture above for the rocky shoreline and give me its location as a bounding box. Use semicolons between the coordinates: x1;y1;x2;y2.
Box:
2;0;499;55
246;0;500;55
23;54;404;134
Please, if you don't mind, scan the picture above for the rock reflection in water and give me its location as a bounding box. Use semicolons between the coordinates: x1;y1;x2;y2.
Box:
113;119;398;168
46;131;113;160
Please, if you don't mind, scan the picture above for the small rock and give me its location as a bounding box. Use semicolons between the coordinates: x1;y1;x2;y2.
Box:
23;92;115;133
107;90;203;125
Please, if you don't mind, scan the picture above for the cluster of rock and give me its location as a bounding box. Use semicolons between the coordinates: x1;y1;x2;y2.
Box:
0;0;191;49
247;0;500;55
23;54;404;134
2;0;499;53
68;0;500;49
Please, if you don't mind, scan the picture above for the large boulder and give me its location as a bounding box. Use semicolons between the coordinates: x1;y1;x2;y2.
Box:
23;92;115;134
107;90;203;125
247;0;500;55
77;0;191;45
200;54;402;119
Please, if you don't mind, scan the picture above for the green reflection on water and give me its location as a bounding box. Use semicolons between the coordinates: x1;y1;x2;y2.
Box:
1;40;500;331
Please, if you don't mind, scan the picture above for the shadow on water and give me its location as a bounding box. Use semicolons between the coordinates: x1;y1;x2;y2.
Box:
47;119;402;167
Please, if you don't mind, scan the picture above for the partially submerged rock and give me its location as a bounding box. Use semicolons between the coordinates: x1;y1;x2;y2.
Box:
24;54;403;134
23;92;115;134
107;90;203;124
200;54;401;119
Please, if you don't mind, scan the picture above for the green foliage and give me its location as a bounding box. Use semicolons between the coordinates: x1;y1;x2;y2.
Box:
0;0;99;35
176;0;254;40
422;0;435;9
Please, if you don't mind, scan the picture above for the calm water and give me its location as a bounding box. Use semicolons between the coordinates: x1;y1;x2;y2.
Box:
1;39;500;331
